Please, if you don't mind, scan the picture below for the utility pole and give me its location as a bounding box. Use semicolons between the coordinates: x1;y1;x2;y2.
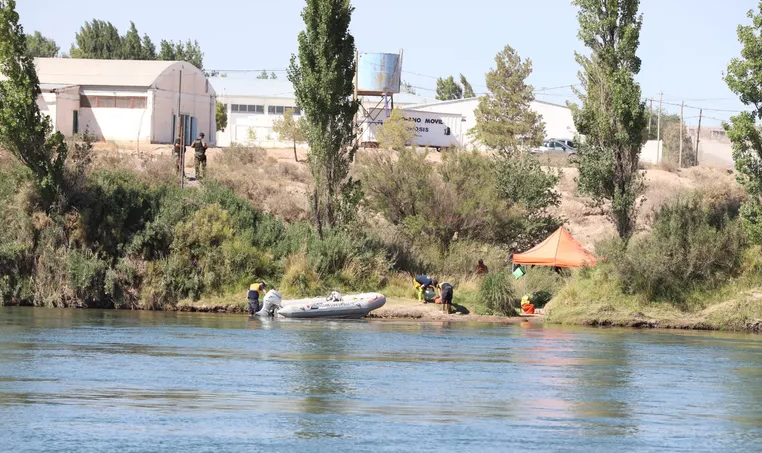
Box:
695;109;703;166
679;101;684;168
648;98;653;136
656;92;663;163
177;68;184;189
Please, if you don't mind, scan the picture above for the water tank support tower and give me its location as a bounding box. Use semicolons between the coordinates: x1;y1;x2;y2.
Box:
353;49;403;146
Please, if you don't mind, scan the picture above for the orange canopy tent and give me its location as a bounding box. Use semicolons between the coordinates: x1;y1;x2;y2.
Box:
513;227;597;268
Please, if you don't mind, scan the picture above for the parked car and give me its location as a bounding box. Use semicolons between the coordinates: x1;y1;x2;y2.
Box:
531;139;577;155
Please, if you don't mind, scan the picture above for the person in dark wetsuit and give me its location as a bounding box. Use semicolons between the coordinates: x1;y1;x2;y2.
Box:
437;281;454;314
247;282;266;315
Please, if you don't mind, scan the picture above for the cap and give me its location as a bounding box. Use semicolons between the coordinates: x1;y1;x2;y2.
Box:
199;132;205;137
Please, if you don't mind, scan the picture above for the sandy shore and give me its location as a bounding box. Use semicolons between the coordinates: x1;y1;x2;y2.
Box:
177;295;543;324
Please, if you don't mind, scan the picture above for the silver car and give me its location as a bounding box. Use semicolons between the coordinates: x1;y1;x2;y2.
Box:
531;139;577;155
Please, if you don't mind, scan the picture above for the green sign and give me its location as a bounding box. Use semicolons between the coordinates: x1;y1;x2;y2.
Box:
513;265;526;279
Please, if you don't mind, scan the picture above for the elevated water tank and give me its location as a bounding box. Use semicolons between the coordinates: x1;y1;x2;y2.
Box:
356;52;401;95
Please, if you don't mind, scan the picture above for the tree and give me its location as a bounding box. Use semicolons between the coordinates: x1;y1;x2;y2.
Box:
158;39;204;71
25;31;58;57
0;0;67;207
288;0;361;237
471;45;545;152
70;19;122;59
256;70;278;79
436;75;463;100
142;34;156;60
215;101;228;132
376;108;414;150
401;80;416;95
272;108;307;161
569;0;648;241
662;122;695;167
122;21;143;60
460;73;475;98
724;2;762;243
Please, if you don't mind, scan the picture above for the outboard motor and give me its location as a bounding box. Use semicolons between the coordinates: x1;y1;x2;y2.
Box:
256;290;282;317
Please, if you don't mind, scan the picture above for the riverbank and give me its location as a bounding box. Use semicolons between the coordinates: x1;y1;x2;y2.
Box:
545;270;762;332
176;295;543;324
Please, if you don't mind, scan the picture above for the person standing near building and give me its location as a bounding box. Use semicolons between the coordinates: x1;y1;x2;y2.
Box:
192;132;208;180
172;138;185;175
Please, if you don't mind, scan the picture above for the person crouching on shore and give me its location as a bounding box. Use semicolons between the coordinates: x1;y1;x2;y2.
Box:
247;282;266;315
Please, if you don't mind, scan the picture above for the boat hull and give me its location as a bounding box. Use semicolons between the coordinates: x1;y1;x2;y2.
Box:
276;293;386;319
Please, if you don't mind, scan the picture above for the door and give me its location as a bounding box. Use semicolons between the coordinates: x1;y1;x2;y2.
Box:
190;117;198;144
72;110;79;135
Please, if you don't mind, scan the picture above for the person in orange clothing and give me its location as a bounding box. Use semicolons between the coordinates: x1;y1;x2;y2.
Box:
521;294;535;314
476;259;488;275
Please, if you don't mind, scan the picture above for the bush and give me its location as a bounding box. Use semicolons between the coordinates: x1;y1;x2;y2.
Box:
604;191;747;302
478;270;521;316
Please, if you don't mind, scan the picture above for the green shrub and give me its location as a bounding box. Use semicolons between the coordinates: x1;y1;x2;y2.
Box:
66;249;109;307
604;192;747;302
478;270;521;316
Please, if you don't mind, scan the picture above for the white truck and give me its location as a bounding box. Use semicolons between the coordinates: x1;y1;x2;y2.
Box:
361;108;463;150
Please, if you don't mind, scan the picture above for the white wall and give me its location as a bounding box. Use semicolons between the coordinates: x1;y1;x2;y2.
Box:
641;140;664;164
78;88;152;142
531;101;577;140
152;66;216;144
215;94;302;148
54;86;80;136
36;93;57;130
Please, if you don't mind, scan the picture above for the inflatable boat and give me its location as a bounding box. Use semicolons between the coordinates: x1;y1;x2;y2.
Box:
256;290;386;319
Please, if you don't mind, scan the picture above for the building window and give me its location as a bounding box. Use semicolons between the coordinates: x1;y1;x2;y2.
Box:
80;95;147;109
268;105;285;115
285;106;302;115
231;104;264;114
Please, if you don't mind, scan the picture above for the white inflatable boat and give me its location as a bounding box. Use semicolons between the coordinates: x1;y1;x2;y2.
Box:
255;290;386;319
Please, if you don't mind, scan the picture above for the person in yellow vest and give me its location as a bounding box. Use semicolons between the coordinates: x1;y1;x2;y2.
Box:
521;294;535;315
247;281;267;315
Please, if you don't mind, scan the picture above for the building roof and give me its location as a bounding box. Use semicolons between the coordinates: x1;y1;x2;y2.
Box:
31;57;186;87
209;76;437;104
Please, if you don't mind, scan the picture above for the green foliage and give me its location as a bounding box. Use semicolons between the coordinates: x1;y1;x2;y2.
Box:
479;270;521;316
216;101;228;132
435;75;463;100
460;74;475;98
602;191;746;302
70;19;122;59
569;0;648;241
288;0;361;235
662;121;696;167
256;70;278;79
0;0;68;207
69;19;204;70
375;108;415;150
471;45;545;152
158;39;204;71
25;31;58;58
724;4;762;244
360;148;558;251
272;108;307;161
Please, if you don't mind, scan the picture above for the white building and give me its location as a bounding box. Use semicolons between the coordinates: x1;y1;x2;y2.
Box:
403;98;578;149
20;58;216;145
211;76;437;147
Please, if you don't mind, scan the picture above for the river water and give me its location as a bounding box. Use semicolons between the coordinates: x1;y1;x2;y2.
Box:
1;308;762;452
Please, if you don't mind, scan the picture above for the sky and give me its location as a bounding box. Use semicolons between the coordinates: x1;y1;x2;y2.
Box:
17;0;759;126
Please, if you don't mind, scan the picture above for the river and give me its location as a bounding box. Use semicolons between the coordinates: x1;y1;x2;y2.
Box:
1;307;761;452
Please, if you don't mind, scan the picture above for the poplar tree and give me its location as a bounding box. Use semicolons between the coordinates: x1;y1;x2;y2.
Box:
0;0;67;208
724;2;762;243
288;0;361;236
569;0;648;241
